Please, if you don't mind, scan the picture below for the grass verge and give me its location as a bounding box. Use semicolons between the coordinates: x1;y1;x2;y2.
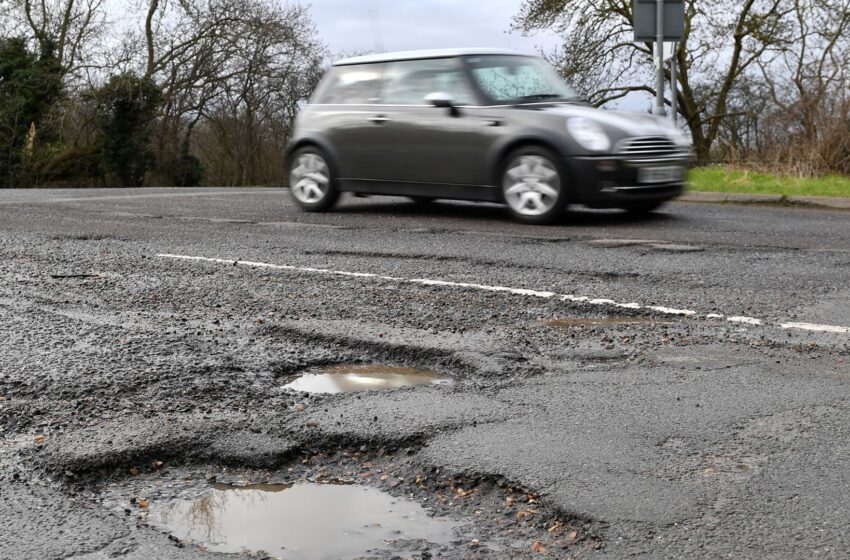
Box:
689;166;850;198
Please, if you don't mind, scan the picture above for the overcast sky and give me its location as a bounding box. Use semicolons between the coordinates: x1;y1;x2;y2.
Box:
308;0;561;58
307;1;651;111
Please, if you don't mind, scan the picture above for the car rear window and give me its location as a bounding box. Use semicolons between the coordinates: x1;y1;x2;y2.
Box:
312;64;384;105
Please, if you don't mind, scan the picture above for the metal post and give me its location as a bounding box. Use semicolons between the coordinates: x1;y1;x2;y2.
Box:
655;0;665;116
671;42;678;126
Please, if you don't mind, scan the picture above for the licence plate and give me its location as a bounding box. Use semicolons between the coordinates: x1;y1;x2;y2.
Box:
638;166;684;184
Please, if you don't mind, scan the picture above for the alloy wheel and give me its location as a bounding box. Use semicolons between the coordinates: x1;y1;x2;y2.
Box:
503;155;561;216
290;153;330;204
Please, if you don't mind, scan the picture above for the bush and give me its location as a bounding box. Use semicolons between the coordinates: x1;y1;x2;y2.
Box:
168;151;204;187
0;37;63;187
33;145;102;186
95;73;162;187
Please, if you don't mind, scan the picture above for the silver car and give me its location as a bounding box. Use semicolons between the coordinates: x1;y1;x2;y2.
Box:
287;48;691;224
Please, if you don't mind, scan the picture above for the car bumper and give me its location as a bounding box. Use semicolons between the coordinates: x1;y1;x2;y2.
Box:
565;154;690;207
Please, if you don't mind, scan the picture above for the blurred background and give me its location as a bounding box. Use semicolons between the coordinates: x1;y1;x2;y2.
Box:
0;0;848;190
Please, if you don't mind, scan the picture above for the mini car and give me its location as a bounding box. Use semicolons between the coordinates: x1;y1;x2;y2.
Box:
287;48;691;224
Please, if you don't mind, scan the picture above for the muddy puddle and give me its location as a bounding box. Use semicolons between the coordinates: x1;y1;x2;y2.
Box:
283;364;453;394
538;317;663;328
146;481;458;559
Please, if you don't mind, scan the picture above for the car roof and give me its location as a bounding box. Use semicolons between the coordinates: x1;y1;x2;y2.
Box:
334;48;531;66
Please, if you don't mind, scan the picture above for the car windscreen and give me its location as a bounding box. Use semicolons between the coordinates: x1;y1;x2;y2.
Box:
465;55;579;105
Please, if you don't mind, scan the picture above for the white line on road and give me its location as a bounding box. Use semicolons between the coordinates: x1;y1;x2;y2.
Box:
156;254;850;336
779;322;850;334
727;317;764;326
0;190;281;205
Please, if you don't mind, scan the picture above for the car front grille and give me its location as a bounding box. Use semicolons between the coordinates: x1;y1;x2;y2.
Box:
617;136;681;161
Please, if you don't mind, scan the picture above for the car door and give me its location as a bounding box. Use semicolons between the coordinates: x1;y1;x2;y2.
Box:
310;63;387;180
375;58;501;186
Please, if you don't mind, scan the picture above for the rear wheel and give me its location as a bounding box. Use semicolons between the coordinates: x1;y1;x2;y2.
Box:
501;147;567;224
288;147;339;212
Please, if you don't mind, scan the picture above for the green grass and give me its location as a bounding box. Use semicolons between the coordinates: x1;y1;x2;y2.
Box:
689;166;850;198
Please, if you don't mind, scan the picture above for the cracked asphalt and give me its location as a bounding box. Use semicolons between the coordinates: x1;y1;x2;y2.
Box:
1;188;849;559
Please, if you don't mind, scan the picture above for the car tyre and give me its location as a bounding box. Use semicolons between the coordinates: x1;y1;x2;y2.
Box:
288;147;339;212
501;146;568;224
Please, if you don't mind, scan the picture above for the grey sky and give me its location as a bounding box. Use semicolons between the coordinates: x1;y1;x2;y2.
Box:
308;1;650;112
307;0;561;58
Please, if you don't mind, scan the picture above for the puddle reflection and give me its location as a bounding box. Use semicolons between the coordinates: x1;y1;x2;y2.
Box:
283;364;453;394
150;482;457;559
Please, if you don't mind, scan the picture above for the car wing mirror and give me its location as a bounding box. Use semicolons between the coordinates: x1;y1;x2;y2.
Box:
424;92;460;116
424;92;454;108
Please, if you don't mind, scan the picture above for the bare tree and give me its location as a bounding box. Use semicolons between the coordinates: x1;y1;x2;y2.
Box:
5;0;107;76
129;0;325;185
1;0;326;187
200;1;323;185
515;0;797;161
753;0;850;174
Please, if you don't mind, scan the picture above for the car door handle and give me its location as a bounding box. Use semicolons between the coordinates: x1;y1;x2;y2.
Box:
369;115;389;125
482;119;502;127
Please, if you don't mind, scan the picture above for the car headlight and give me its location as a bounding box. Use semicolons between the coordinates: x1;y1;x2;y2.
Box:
566;118;611;152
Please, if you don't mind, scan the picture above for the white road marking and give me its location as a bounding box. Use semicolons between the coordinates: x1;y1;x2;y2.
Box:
780;322;850;334
156;254;850;336
727;316;763;326
0;190;281;205
647;306;697;316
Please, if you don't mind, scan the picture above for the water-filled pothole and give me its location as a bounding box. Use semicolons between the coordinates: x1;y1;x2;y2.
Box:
147;481;458;559
283;364;453;394
538;317;663;328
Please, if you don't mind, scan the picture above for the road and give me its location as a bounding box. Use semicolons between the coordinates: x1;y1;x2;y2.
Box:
1;188;849;559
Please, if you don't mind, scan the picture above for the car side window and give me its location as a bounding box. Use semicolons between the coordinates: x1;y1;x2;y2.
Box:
381;58;475;106
312;64;384;104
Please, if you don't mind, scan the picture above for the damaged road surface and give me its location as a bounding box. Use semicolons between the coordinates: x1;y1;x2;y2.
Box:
1;188;849;559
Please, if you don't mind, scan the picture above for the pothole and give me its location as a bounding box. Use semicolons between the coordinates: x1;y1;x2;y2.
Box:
650;243;705;253
283;364;453;394
99;452;601;558
588;238;659;248
49;273;105;280
537;316;663;328
146;481;459;559
588;239;704;252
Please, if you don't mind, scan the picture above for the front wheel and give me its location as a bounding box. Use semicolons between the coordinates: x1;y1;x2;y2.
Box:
501;147;568;224
288;148;339;212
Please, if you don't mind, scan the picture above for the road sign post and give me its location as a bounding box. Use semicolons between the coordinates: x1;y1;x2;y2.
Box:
633;0;685;41
655;0;665;116
633;0;684;120
671;48;678;125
